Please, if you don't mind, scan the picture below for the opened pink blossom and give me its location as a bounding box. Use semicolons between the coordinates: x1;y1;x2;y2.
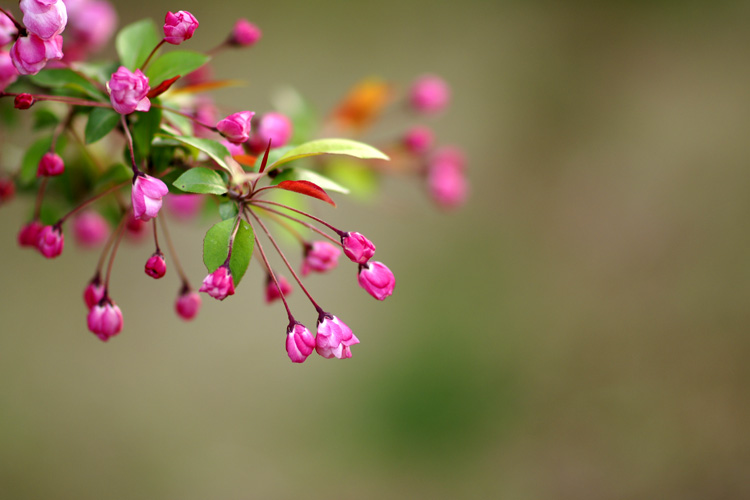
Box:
107;66;150;114
20;0;67;40
10;34;63;75
217;111;254;144
163;10;198;45
199;265;235;300
315;314;359;359
131;174;168;221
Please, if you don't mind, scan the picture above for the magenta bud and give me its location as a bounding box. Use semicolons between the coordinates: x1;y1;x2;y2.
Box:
72;211;109;248
0;177;15;204
83;277;105;310
229;19;261;47
251;112;293;151
427;161;468;210
0;51;19;92
341;232;375;264
358;261;395;301
37;152;64;177
199;265;235;301
163;10;199;45
87;298;123;341
175;289;201;321
107;66;150;115
301;241;341;276
316;313;359;359
14;93;34;109
18;220;43;247
403;126;433;154
131;173;168;221
19;0;67;40
10;33;63;75
37;224;64;258
286;321;316;363
409;74;450;114
265;274;292;304
144;252;166;279
125;213;146;238
216;111;255;144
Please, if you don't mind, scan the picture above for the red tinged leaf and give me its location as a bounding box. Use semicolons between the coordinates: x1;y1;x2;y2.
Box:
232;154;257;168
147;76;181;98
276;180;336;207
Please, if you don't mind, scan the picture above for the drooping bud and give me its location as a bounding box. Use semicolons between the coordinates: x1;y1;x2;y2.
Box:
286;321;316;363
72;210;109;248
175;288;201;320
301;241;341;276
315;313;359;359
357;261;395;301
409;74;450;114
265;274;292;303
36;224;64;258
10;33;63;75
250;112;292;152
19;0;67;40
163;10;198;45
0;177;15;204
87;297;123;341
228;19;261;47
18;220;43;247
37;152;64;177
144;252;166;279
199;265;235;300
131;173;168;221
83;275;105;309
0;51;19;91
216;111;255;144
341;231;375;264
107;66;150;115
13;93;34;109
403;126;433;154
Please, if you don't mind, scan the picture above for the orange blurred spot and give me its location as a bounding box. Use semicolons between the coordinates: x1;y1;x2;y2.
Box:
331;78;393;131
233;154;257;168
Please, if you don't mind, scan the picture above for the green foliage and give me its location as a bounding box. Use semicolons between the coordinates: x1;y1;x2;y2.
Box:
32;109;60;130
218;201;239;221
173;167;227;195
163;134;233;173
145;51;210;86
116;19;159;70
271;167;350;194
323;158;379;200
268;138;389;171
131;106;162;162
85;108;120;144
203;218;254;286
95;163;131;189
29;69;105;100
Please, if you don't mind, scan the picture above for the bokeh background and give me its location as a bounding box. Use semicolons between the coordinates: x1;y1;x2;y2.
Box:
2;0;750;498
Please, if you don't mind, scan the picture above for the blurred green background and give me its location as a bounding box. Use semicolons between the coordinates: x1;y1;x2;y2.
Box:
2;0;750;498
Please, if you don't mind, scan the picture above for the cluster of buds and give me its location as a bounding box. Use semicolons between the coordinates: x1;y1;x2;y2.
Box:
0;5;466;362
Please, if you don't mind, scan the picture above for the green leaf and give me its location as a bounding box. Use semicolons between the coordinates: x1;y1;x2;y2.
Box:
19;135;67;186
145;51;210;87
131;105;162;162
203;218;254;286
268;138;389;171
271;167;350;194
116;19;160;70
218;201;238;220
323;158;379;200
162;134;233;173
173;167;227;195
95;163;131;189
85;108;120;144
29;69;105;100
33;109;60;130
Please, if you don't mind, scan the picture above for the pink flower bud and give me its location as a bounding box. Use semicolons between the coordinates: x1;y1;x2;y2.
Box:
265;274;292;303
316;313;359;359
199;265;235;301
229;19;261;47
37;152;64;177
357;261;395;300
0;51;18;91
250;112;292;151
165;193;203;220
341;232;375;264
217;111;255;144
72;210;109;248
14;93;34;109
427;162;468;210
37;224;64;258
125;213;146;238
433;145;466;170
409;75;450;114
20;0;67;40
286;321;315;363
87;298;123;341
131;173;168;221
175;289;201;321
64;0;117;56
144;252;166;279
18;220;43;247
0;13;17;46
107;66;150;115
163;10;198;45
83;276;105;309
10;33;63;75
403;126;433;154
301;241;341;276
0;177;15;204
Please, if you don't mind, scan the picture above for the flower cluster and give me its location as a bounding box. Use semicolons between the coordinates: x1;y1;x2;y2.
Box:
0;5;467;362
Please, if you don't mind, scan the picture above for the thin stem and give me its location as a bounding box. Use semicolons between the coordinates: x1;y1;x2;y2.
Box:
0;92;112;108
224;214;243;265
263;210;307;245
205;41;228;57
250;203;341;246
120;115;139;173
246;207;323;314
57;180;128;224
96;212;128;274
104;216;127;290
154;104;218;132
159;214;189;285
251;199;345;237
62;63;109;94
253;235;294;323
50;108;73;151
33;178;49;220
140;39;166;71
0;8;25;33
152;218;161;253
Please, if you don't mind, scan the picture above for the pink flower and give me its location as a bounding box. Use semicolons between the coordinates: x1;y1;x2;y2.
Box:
427;161;468;210
37;152;64;177
403;126;433;154
0;177;15;204
83;276;105;309
265;274;292;303
10;33;63;75
144;252;166;279
229;19;261;47
217;111;255;144
131;173;168;221
358;261;395;301
341;231;375;264
175;289;201;320
286;321;315;363
220;139;244;157
17;221;43;247
107;66;150;115
20;0;67;40
199;265;235;300
301;241;340;276
163;10;198;45
72;210;109;248
316;313;359;359
165;193;203;220
63;0;117;56
0;51;18;91
37;224;64;258
14;93;34;109
87;298;123;341
433;145;466;170
0;13;17;46
409;75;450;114
250;112;292;152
